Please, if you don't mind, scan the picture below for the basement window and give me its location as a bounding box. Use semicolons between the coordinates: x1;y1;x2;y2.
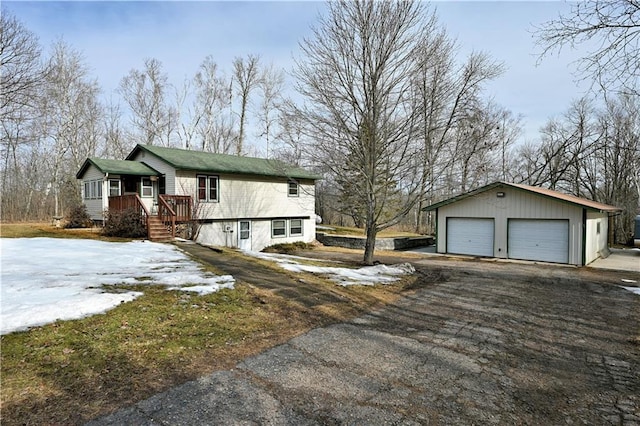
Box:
272;220;286;238
290;219;303;236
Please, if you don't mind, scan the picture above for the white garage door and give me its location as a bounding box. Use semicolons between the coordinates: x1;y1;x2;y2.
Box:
446;218;494;257
508;219;569;264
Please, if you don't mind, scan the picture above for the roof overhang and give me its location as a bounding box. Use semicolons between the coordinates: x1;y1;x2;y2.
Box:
422;181;622;214
76;158;161;179
126;144;322;181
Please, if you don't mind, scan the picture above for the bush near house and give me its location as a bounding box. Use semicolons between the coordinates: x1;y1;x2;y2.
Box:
102;208;146;238
64;204;93;229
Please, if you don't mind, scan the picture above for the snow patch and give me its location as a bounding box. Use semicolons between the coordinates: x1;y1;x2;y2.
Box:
244;250;414;286
0;238;234;335
622;286;640;296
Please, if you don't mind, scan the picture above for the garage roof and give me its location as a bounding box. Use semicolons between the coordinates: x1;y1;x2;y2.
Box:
423;181;622;213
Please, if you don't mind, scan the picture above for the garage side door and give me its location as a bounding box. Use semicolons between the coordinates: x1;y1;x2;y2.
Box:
446;218;494;257
508;219;569;264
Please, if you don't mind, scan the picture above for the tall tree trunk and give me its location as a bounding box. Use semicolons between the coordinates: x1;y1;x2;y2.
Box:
363;221;377;265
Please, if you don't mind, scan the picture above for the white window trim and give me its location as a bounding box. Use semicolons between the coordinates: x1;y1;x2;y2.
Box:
109;179;121;197
272;219;287;238
83;179;103;200
197;175;219;202
290;219;303;236
141;177;153;198
288;180;299;197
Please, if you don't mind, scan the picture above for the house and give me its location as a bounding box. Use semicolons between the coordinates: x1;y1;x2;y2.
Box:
76;144;320;251
422;181;622;266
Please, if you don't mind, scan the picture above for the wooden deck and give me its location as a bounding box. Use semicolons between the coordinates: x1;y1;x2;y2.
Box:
108;194;192;241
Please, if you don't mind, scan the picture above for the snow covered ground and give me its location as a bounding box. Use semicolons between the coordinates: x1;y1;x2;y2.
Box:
245;250;415;286
0;238;234;335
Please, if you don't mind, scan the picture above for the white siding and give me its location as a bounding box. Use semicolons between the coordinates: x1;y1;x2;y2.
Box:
436;187;585;265
80;164;107;221
176;172;316;221
196;218;315;252
584;212;608;265
117;151;317;250
129;150;177;194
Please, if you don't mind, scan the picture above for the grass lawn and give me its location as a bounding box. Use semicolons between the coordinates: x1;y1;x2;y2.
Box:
0;222;124;241
0;223;416;425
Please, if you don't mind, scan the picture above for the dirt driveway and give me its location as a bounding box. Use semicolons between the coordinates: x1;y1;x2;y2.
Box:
89;249;640;425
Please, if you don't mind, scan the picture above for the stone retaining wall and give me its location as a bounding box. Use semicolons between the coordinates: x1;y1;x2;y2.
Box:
316;232;434;251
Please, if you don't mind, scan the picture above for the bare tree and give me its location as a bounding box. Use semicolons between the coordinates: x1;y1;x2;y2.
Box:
232;54;261;155
102;97;131;159
257;64;284;158
411;39;505;231
294;0;431;264
593;95;640;242
192;56;236;153
514;94;639;243
0;8;48;220
535;0;640;95
38;41;103;217
273;98;308;167
118;58;177;146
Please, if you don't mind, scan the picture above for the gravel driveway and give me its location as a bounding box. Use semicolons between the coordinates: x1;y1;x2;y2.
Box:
88;256;640;425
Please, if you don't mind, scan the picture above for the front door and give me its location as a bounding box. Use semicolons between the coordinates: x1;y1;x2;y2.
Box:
238;220;251;251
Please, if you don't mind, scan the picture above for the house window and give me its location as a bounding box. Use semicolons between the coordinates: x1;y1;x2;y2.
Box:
109;179;121;197
290;219;303;236
288;180;299;197
272;220;286;238
596;222;601;235
197;175;219;202
141;178;153;197
83;180;103;200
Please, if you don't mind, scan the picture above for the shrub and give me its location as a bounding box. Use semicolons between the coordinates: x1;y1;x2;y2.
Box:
262;241;314;254
64;204;93;229
102;208;147;238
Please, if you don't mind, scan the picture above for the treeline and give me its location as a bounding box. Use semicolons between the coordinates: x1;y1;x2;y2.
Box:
1;5;638;245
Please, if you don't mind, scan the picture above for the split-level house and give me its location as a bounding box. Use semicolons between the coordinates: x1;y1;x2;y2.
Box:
76;144;320;251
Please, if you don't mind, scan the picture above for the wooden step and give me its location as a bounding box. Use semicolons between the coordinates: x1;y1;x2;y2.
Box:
147;216;173;242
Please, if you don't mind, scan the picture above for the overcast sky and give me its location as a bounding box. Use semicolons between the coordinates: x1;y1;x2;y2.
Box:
5;1;590;146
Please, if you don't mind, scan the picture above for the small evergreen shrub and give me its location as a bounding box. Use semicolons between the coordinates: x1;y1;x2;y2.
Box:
102;208;147;238
64;204;93;229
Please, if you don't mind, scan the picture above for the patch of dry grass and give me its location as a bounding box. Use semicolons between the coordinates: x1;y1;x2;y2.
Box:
0;222;123;241
0;223;419;425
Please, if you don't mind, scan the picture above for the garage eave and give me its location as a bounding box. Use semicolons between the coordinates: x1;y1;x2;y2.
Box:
422;181;622;214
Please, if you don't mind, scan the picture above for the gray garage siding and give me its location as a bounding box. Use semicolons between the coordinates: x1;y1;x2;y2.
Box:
436;187;584;265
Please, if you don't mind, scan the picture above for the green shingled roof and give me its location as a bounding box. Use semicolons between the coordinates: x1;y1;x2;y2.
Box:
76;158;160;179
127;144;320;180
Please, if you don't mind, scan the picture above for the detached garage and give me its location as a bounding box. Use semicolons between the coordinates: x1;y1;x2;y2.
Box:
424;182;621;266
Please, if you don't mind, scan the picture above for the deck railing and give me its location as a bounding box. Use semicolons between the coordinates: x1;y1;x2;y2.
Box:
159;195;192;222
108;194;192;239
108;194;150;238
